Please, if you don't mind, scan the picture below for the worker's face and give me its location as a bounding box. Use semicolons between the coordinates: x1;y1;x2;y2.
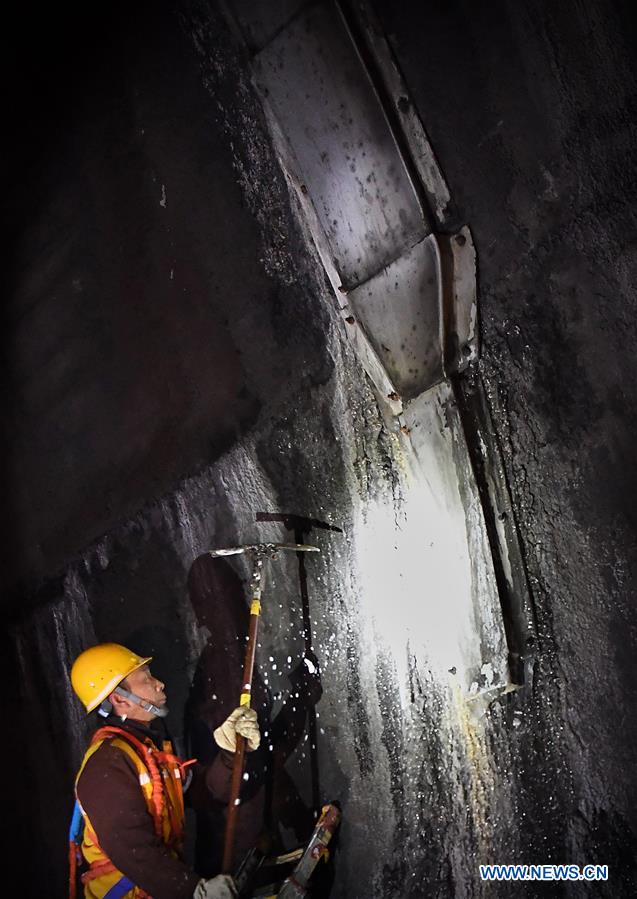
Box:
113;665;167;722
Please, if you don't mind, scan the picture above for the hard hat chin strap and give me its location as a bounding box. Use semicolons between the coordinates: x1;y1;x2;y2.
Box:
110;685;169;718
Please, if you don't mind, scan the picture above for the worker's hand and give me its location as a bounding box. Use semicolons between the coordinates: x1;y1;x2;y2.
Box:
289;651;323;707
213;706;260;752
193;875;237;899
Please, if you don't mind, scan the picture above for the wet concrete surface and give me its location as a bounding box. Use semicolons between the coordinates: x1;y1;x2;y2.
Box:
373;0;637;893
5;1;637;897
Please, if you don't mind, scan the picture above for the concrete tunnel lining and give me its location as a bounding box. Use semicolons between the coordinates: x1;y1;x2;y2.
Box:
4;0;637;897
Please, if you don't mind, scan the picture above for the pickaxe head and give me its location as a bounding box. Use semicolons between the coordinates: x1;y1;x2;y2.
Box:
256;512;343;535
208;542;320;559
208;543;319;595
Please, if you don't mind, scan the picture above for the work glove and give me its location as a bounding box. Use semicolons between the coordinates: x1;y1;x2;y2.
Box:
193;875;237;899
214;706;260;752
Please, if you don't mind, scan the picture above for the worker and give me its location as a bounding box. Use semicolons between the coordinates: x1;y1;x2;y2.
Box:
185;555;323;876
69;642;261;899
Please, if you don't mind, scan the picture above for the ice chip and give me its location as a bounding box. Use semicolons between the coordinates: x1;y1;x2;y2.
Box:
304;657;317;675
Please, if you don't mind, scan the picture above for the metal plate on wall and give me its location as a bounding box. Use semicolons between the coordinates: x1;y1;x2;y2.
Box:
346;235;443;399
254;1;428;291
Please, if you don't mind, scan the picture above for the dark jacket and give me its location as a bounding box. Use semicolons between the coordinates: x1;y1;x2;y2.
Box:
76;716;234;899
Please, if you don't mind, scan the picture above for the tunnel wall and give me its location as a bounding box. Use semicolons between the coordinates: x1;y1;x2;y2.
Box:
372;0;637;889
5;1;637;897
3;2;416;894
3;0;338;889
4;0;322;594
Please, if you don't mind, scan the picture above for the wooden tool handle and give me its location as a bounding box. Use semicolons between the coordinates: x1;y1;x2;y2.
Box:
222;593;261;873
222;733;247;873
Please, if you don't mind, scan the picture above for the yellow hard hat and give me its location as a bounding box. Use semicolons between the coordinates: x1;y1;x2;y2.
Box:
71;643;152;713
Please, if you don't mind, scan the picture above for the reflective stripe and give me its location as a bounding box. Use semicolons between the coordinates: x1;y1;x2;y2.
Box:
139;772;150;785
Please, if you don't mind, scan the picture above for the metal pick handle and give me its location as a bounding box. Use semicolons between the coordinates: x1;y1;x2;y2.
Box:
209;542;320;557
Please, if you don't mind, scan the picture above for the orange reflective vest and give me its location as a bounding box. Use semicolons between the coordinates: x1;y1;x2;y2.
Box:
69;725;196;899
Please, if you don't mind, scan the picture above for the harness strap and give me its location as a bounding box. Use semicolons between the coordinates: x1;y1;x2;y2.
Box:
69;799;85;899
103;876;136;899
82;864;150;899
156;751;197;781
82;860;117;884
69;841;79;899
154;750;197;838
69;800;85;843
85;870;151;899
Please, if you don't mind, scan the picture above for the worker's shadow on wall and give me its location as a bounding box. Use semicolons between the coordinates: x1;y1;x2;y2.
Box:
184;553;319;879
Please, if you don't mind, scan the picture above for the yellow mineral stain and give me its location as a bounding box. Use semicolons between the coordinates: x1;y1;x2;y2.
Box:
450;681;494;861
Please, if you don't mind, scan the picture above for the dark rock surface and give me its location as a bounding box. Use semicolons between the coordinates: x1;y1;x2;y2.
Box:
3;0;331;594
374;0;637;892
5;1;637;897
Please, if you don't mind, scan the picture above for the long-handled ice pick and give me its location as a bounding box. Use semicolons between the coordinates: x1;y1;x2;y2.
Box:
208;542;320;874
256;513;342;817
